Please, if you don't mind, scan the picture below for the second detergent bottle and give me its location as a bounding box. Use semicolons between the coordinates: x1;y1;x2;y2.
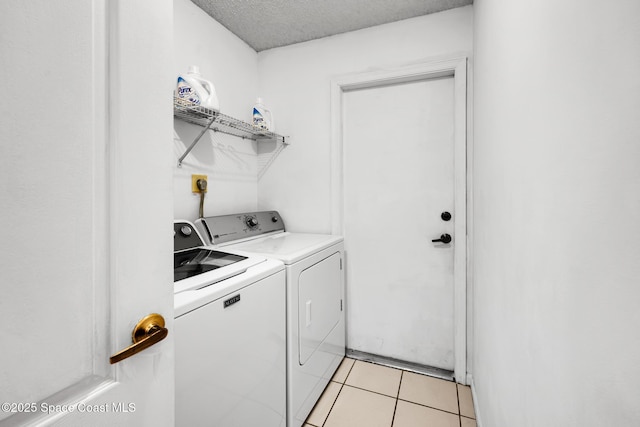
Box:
252;97;274;132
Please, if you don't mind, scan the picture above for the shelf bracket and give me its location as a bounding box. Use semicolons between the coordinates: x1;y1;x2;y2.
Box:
257;138;287;179
177;114;217;167
174;97;288;168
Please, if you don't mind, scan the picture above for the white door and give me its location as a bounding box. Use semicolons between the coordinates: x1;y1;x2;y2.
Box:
0;1;174;425
343;76;458;370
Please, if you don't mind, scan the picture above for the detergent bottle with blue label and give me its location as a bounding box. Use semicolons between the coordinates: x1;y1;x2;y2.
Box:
175;66;220;112
252;97;274;131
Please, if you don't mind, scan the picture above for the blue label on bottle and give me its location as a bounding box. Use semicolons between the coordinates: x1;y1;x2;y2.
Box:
253;108;266;129
176;77;200;105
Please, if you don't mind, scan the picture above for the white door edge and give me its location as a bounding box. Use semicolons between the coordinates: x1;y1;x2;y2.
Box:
330;55;469;384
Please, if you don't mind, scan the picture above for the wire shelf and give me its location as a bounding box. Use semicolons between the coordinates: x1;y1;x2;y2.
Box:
173;97;285;142
174;97;288;168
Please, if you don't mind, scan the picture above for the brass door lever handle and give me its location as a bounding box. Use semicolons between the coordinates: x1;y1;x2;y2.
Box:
109;313;168;364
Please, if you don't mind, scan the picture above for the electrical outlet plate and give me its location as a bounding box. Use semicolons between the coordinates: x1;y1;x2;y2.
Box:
191;174;207;193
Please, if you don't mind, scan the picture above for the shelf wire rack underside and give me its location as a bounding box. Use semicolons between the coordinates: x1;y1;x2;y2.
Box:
173;98;281;142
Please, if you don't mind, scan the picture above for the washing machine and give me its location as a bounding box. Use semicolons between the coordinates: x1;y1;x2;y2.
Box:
173;220;286;427
196;211;345;427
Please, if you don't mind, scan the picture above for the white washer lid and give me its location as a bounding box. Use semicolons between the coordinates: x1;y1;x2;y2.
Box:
223;232;343;264
174;258;284;317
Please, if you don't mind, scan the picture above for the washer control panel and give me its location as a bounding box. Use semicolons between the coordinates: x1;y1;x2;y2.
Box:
195;211;285;245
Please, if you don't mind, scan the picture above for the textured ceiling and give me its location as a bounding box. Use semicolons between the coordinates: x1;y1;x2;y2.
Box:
190;0;473;52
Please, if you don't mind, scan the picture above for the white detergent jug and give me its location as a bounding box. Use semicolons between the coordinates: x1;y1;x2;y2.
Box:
175;66;220;112
252;97;274;132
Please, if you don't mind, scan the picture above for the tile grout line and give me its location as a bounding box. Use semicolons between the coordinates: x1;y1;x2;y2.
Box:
320;358;356;427
390;370;404;427
340;383;399;400
344;358;357;378
337;373;464;416
456;383;462;427
333;384;463;418
336;383;463;418
345;358;405;398
396;397;463;417
316;358;463;425
320;382;343;427
396;369;404;398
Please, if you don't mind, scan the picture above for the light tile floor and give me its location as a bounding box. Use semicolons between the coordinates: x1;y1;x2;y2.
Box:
305;357;476;427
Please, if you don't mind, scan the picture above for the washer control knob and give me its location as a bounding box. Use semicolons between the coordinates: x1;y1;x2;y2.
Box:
271;216;279;223
180;225;192;236
246;217;259;228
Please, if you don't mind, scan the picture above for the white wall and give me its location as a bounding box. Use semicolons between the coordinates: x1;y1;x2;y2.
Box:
173;0;259;220
257;6;474;233
473;0;640;426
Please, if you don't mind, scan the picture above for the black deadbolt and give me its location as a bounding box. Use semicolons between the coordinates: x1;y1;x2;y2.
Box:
441;211;452;221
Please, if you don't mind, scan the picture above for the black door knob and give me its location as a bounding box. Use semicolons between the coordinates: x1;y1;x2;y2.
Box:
441;211;452;221
432;233;452;244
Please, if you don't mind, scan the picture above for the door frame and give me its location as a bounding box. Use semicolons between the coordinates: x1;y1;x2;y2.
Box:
330;56;469;383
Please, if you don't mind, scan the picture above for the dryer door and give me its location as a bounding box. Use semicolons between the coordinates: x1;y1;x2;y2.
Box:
298;252;343;365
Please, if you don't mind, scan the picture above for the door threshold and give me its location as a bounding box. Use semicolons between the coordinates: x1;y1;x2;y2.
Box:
346;349;455;382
